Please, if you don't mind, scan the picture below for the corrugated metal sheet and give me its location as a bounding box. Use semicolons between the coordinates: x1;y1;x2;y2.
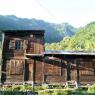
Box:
44;50;95;56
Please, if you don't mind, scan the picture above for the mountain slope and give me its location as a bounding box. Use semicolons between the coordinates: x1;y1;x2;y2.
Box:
67;22;95;51
46;22;95;51
0;15;77;43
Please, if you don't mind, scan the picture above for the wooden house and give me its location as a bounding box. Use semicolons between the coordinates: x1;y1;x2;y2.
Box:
1;30;95;85
1;30;44;83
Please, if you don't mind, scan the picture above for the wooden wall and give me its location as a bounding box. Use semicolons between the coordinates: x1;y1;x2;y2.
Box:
26;35;44;54
43;59;67;83
41;58;95;84
77;59;95;83
1;59;24;82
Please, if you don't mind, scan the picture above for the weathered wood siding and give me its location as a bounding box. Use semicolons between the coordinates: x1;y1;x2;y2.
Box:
2;35;25;82
2;59;24;82
77;59;95;83
42;58;95;84
1;30;44;83
26;35;44;54
44;59;67;83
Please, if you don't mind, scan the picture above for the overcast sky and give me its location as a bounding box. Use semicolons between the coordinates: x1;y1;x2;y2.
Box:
0;0;95;27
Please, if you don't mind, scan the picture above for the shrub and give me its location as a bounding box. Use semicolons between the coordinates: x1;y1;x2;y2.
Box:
12;85;25;91
34;86;44;91
25;85;33;91
87;84;95;94
2;86;12;91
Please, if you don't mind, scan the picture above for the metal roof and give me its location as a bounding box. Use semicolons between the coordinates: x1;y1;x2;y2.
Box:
25;50;95;58
2;30;45;35
44;50;95;56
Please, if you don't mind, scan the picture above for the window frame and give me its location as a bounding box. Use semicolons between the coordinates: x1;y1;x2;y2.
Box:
9;39;27;50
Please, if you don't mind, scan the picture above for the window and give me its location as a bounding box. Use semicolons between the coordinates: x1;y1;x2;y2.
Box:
9;40;15;49
15;40;21;50
9;40;26;50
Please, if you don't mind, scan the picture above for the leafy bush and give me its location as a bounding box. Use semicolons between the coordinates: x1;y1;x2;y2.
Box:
2;85;34;91
39;89;72;95
34;86;45;91
24;85;33;91
12;85;25;91
87;84;95;94
2;86;12;91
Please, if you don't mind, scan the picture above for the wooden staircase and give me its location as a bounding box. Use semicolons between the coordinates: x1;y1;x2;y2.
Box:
65;81;78;89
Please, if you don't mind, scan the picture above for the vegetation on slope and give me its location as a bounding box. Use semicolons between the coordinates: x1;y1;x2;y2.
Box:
45;22;95;51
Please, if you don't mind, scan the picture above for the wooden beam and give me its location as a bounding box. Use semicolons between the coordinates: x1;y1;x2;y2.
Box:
44;59;46;83
67;61;71;81
23;60;25;82
93;63;95;76
32;59;35;87
60;60;63;76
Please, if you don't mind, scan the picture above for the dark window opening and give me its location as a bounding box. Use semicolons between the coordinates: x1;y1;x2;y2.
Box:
15;40;21;50
9;40;23;50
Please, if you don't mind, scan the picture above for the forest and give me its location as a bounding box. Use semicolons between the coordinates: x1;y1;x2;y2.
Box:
46;22;95;51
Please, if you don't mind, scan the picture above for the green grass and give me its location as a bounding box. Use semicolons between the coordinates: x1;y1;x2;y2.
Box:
1;84;95;95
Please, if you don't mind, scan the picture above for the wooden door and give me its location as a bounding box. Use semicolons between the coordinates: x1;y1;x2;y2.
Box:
25;60;34;81
70;63;77;81
66;62;77;81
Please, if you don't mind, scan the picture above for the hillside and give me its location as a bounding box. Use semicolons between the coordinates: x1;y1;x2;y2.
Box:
0;15;77;43
45;22;95;51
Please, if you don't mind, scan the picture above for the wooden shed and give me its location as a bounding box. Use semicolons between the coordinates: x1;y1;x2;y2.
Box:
43;51;95;84
26;50;95;84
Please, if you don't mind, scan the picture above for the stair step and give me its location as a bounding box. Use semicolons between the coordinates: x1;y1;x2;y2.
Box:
65;81;78;88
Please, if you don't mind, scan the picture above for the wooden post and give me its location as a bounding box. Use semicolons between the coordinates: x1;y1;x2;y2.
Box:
42;58;45;83
1;33;5;83
32;59;35;90
60;60;63;76
44;57;46;83
93;63;95;76
76;59;79;83
23;60;25;84
23;48;26;84
67;61;71;81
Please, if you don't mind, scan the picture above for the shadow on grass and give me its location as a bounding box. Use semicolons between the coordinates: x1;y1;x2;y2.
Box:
0;91;38;95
